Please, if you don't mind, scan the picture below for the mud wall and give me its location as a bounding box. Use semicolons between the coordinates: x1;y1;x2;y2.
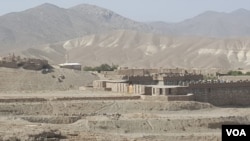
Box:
0;62;19;68
141;94;193;101
167;94;194;101
163;74;203;85
189;82;250;106
0;57;49;70
117;69;158;76
0;96;141;103
106;82;128;93
126;76;156;85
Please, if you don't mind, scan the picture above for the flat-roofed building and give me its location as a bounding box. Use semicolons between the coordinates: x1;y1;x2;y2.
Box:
59;63;81;70
145;85;188;96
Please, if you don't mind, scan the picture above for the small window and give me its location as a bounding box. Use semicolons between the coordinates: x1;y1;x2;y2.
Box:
169;88;172;94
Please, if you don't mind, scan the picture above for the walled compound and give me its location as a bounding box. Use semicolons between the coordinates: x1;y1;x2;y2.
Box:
93;68;250;106
188;81;250;106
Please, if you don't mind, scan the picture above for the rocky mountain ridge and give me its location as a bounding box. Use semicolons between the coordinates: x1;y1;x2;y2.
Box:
1;3;250;69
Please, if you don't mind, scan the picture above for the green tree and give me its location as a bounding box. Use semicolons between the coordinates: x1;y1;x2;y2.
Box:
227;70;243;76
83;64;118;72
83;66;94;71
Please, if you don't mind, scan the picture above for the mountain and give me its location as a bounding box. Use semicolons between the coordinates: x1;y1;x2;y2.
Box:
2;4;250;69
150;9;250;37
0;4;75;52
0;3;152;53
1;3;250;53
21;30;250;69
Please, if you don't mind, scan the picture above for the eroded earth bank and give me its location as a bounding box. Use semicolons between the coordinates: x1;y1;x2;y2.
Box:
0;92;250;141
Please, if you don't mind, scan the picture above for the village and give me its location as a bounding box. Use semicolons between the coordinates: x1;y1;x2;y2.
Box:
1;54;250;140
1;1;250;140
1;54;250;106
93;67;250;106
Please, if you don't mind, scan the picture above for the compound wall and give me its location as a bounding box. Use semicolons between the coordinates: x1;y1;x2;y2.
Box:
189;82;250;106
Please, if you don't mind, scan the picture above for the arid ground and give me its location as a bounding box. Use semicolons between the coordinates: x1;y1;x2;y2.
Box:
1;2;250;141
0;68;249;141
0;90;250;141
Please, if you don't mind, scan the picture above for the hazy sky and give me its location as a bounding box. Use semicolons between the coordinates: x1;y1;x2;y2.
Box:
1;0;250;22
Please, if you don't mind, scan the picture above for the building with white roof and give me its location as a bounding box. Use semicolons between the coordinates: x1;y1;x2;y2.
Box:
59;63;82;71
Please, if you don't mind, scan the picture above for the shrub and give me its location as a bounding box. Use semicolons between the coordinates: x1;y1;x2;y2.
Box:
83;64;118;72
227;70;243;76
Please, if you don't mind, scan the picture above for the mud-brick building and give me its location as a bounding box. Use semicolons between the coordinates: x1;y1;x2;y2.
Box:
93;80;129;92
130;84;145;94
93;80;108;90
106;80;129;93
124;75;157;85
144;85;188;96
22;58;49;70
93;79;145;94
163;74;203;85
0;60;19;68
116;69;158;76
189;81;250;106
142;85;194;101
0;54;50;70
0;54;21;68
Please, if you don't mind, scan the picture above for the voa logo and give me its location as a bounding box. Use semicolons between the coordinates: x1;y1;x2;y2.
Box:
226;129;246;136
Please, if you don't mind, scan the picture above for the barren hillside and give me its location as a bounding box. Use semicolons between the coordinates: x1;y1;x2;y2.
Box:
1;3;250;54
0;67;98;92
150;9;250;37
21;30;250;69
0;3;151;52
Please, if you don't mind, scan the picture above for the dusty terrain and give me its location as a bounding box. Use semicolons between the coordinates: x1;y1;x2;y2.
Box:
0;67;98;92
0;90;250;141
0;68;250;141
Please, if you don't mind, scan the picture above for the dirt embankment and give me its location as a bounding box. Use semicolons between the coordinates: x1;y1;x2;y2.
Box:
0;98;250;141
0;100;213;116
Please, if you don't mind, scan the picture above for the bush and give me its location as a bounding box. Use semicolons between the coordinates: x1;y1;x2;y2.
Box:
227;70;243;76
83;66;94;71
83;64;118;72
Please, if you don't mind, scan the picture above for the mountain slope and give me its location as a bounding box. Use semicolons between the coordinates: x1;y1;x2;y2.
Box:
0;3;152;52
150;9;250;37
21;30;250;69
0;4;75;50
1;3;250;53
